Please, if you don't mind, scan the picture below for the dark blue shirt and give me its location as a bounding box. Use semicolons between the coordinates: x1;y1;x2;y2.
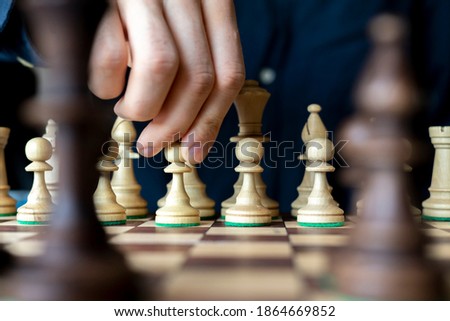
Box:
1;0;449;214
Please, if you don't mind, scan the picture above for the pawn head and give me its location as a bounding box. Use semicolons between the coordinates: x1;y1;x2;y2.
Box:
25;137;52;162
165;142;184;163
306;138;334;162
236;138;263;163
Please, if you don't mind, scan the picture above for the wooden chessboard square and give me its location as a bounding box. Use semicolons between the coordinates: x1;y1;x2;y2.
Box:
128;226;210;234
424;221;450;229
103;225;136;235
0;220;49;233
125;219;150;227
189;241;292;259
426;243;450;261
0;216;17;222
0;231;37;244
115;243;193;253
0;220;26;226
201;234;289;241
293;250;331;278
138;220;215;228
5;239;45;257
289;234;349;247
160;267;305;300
125;251;187;275
423;228;450;238
184;257;293;268
110;232;203;246
286;227;351;235
206;226;287;236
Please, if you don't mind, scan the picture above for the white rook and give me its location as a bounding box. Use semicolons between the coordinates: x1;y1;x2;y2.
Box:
422;126;450;221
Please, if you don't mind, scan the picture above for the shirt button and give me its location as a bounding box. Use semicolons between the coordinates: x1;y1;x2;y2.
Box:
259;67;276;85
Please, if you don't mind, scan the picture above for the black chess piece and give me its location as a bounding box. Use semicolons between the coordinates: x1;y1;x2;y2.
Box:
0;248;12;273
334;14;441;300
4;0;140;300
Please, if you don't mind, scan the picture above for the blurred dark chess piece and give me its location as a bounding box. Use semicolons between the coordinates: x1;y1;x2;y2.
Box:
0;247;13;272
334;14;441;299
4;0;139;299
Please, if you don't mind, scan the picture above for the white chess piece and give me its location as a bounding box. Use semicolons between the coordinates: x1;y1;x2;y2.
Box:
291;104;329;217
156;142;200;227
422;126;450;220
42;119;58;201
17;138;54;225
111;117;148;219
225;138;271;226
158;166;215;220
297;138;344;227
94;141;127;225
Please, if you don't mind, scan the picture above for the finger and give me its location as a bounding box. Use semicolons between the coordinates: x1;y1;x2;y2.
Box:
181;0;245;163
136;0;215;157
88;2;128;99
114;0;179;121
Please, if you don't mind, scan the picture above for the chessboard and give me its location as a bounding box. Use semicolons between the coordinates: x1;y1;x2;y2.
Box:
1;214;450;300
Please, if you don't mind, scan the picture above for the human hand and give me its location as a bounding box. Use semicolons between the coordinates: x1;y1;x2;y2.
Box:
88;0;245;163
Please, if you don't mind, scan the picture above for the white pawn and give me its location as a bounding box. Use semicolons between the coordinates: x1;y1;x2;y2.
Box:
225;138;271;227
17;138;54;225
42;119;58;201
94;141;127;226
111;117;148;219
156;142;200;227
297;138;344;227
157;166;215;220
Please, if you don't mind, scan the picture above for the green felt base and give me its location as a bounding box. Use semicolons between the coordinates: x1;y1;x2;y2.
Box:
100;220;127;226
225;222;271;227
298;221;345;228
220;215;225;220
201;215;216;221
422;215;450;221
126;214;148;220
17;220;48;225
0;212;16;217
155;222;200;228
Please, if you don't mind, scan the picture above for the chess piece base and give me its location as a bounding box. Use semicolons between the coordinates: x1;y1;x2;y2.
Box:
16;212;50;225
97;212;127;226
156;206;200;227
225;205;271;227
422;197;450;220
125;207;149;220
199;208;215;220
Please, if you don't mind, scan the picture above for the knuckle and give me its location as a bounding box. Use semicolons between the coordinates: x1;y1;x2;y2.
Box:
188;69;215;95
144;52;179;76
217;63;246;93
93;45;127;73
